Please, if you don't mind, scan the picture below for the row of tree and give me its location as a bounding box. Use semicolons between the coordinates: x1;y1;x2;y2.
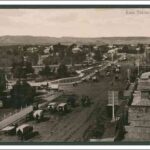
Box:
39;64;69;78
10;80;35;108
11;60;71;79
0;69;35;108
43;43;106;65
118;44;145;54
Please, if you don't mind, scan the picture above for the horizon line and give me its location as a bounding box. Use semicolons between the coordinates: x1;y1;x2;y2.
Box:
1;35;150;38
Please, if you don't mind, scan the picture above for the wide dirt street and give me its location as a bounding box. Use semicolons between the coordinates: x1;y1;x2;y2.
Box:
0;60;134;142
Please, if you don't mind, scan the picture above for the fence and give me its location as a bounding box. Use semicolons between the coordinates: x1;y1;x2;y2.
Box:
51;76;82;84
50;64;102;86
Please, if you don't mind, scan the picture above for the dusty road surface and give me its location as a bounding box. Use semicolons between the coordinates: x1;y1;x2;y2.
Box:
0;60;135;142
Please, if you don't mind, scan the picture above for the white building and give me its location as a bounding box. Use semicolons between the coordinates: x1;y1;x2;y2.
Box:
72;47;82;54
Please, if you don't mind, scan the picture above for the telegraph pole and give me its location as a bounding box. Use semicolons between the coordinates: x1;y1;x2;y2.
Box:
137;49;140;77
112;90;115;122
127;69;131;82
112;52;114;63
138;60;140;77
111;52;115;122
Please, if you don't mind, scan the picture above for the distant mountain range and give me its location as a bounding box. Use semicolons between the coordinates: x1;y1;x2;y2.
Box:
0;35;150;45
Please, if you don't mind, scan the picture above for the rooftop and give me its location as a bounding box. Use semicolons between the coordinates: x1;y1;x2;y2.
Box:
137;80;150;91
48;102;57;106
58;103;67;107
16;124;30;130
132;90;150;106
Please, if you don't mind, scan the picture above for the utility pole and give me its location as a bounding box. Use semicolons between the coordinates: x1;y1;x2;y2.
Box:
138;59;140;77
111;51;115;122
112;52;115;122
127;69;131;82
137;49;140;77
112;52;114;63
71;56;73;67
111;74;115;122
112;90;115;122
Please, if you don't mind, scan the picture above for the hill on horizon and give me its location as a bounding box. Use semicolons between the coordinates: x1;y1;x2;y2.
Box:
0;35;150;46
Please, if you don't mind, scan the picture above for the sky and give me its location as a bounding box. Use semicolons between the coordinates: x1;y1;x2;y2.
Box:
0;8;150;37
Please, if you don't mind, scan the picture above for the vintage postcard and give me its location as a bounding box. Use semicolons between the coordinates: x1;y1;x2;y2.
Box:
0;6;149;144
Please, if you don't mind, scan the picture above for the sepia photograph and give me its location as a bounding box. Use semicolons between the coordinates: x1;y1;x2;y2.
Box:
0;7;150;144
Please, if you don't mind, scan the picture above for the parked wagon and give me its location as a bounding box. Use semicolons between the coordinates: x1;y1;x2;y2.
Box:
73;82;78;87
67;95;77;107
115;74;120;80
33;109;44;122
106;71;110;76
57;103;69;113
32;103;39;111
117;64;121;69
47;102;58;112
16;124;33;140
81;78;88;82
115;68;120;73
92;76;98;82
94;70;99;74
81;95;91;107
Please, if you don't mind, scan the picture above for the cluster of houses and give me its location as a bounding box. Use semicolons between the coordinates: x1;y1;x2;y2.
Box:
23;44;121;67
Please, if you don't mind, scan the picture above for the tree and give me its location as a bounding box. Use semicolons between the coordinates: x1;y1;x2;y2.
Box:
11;61;34;78
39;65;53;78
122;45;129;53
137;43;145;53
94;50;102;61
0;69;6;94
66;44;76;57
57;64;68;78
72;51;86;64
27;52;39;65
99;45;109;53
10;80;35;108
